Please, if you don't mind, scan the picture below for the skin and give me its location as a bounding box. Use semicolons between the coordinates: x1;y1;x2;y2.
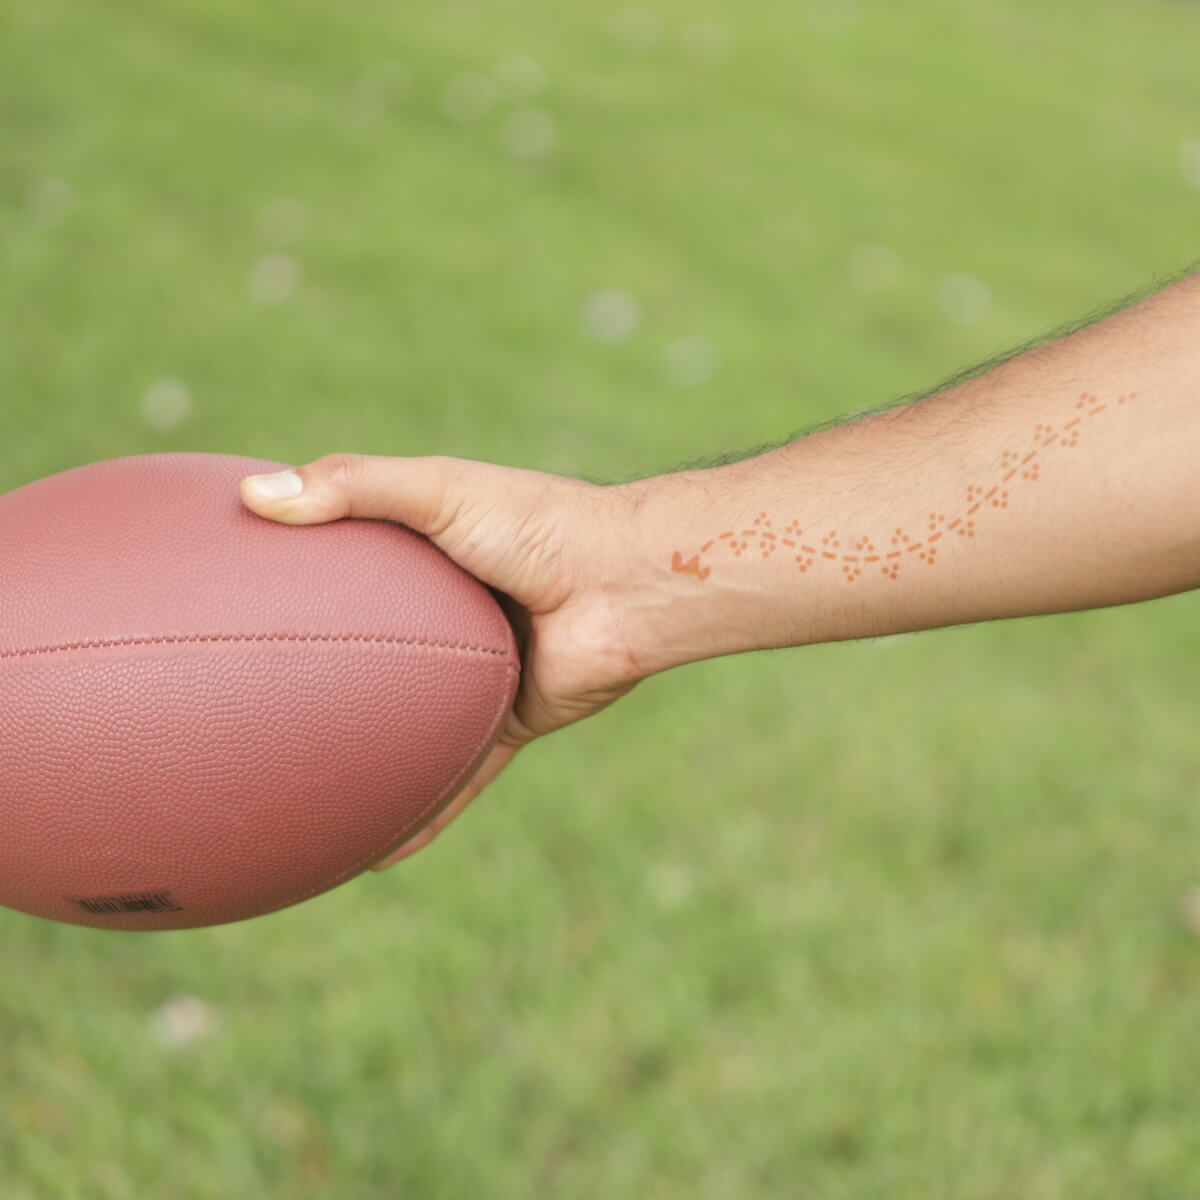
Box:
240;269;1200;866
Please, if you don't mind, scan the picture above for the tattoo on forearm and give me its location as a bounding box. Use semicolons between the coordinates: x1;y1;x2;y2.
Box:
670;392;1133;584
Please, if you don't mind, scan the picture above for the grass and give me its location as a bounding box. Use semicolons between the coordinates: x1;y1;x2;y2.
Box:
2;0;1200;1195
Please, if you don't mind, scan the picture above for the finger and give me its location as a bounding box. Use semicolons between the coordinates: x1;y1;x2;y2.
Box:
371;739;521;870
239;452;576;603
240;452;528;537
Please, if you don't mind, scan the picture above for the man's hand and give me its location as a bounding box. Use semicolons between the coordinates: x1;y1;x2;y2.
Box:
240;454;643;866
238;273;1200;865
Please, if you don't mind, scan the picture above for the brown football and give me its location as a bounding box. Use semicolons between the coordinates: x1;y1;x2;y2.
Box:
0;453;519;930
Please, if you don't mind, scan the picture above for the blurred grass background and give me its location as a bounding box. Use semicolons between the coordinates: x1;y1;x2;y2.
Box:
2;0;1200;1196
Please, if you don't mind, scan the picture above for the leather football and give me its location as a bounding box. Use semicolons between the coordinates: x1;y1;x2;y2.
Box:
0;453;519;930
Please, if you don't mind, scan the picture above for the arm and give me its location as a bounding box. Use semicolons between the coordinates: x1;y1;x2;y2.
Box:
616;269;1200;675
240;269;1200;861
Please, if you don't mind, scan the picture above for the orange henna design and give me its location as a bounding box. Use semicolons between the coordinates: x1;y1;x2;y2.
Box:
668;390;1130;583
671;551;711;581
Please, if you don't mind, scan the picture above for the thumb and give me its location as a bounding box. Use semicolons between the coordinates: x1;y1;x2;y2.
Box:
239;452;580;609
240;453;466;538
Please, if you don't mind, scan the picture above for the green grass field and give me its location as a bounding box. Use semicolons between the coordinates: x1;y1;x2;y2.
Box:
3;1;1200;1195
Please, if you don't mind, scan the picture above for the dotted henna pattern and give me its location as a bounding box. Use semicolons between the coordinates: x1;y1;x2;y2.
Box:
669;391;1133;584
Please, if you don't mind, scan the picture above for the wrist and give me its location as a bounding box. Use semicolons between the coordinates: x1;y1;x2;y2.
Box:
602;416;959;675
605;463;796;678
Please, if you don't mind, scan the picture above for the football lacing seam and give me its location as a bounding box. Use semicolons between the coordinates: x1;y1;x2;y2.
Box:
0;632;513;660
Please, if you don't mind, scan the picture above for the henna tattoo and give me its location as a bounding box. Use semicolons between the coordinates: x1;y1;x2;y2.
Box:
670;551;711;580
669;391;1134;584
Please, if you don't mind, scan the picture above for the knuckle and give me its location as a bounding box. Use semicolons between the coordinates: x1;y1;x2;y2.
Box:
312;451;366;491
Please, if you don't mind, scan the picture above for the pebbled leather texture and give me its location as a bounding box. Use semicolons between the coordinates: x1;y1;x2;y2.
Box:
0;453;520;930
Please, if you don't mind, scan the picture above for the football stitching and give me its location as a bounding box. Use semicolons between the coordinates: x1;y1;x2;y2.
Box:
7;632;520;926
0;632;513;661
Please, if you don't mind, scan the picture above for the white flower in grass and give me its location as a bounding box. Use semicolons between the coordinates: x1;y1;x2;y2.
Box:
936;273;993;326
1182;887;1200;936
1179;141;1200;192
582;289;641;342
28;177;71;225
663;334;720;387
804;0;861;35
151;995;219;1048
646;862;695;909
249;253;301;305
502;109;558;163
610;6;665;52
848;242;902;293
494;55;546;101
141;378;192;435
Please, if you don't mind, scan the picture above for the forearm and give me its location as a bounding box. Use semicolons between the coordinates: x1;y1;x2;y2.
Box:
616;271;1200;676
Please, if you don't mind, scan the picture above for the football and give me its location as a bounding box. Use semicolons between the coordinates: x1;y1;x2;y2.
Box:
0;453;519;930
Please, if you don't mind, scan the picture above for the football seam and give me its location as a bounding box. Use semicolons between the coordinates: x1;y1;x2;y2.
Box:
6;633;520;928
0;632;513;661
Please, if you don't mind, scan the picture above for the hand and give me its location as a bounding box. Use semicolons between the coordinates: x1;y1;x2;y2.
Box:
240;454;643;866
